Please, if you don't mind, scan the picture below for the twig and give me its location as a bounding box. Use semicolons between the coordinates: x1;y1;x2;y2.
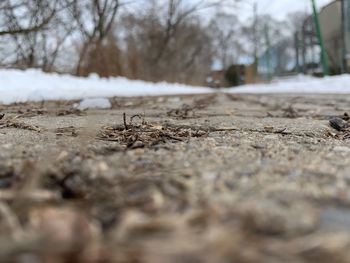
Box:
163;123;238;132
126;134;139;148
0;120;42;132
123;113;128;130
130;114;142;125
162;134;183;141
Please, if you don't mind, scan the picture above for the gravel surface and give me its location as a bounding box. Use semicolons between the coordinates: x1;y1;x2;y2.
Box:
1;93;350;262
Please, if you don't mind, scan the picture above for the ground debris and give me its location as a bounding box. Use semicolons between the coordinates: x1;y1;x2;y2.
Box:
167;103;195;118
97;113;208;149
167;94;217;119
0;115;42;132
328;115;350;140
55;126;78;137
17;108;48;117
56;108;85;116
264;126;288;134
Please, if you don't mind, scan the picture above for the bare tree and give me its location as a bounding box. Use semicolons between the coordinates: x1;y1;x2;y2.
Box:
66;0;120;75
208;12;243;69
0;0;57;36
0;1;76;71
149;0;221;65
119;0;215;84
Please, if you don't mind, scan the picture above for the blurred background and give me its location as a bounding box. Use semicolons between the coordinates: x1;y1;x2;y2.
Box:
0;0;347;87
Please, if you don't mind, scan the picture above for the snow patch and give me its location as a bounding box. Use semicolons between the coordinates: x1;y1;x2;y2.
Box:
76;98;112;110
229;74;350;94
2;69;350;105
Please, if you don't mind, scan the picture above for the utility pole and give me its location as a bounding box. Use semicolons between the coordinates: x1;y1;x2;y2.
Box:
301;23;307;74
311;0;329;76
264;23;272;80
294;32;300;73
341;0;347;73
253;2;258;81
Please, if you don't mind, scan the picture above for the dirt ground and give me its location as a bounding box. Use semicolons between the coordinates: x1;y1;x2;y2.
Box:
1;92;350;262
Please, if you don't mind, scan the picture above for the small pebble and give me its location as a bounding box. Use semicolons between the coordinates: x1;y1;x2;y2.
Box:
329;117;349;131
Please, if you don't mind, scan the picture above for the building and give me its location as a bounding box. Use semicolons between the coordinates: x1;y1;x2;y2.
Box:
317;0;350;73
319;0;344;73
295;0;350;75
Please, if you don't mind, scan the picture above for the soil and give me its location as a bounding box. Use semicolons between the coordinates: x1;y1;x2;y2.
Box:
1;93;350;262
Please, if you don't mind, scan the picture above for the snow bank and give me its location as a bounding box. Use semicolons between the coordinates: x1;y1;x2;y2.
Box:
0;69;212;104
229;74;350;94
2;69;350;105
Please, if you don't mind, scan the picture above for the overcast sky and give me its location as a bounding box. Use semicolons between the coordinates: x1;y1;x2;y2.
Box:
129;0;335;24
186;0;336;24
241;0;333;20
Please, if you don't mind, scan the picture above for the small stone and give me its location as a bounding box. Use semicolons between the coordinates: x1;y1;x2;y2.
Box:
56;151;69;162
97;161;109;172
329;117;349;131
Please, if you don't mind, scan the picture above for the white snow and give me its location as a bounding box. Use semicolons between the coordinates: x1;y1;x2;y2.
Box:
0;69;212;105
230;74;350;94
75;98;112;110
2;69;350;105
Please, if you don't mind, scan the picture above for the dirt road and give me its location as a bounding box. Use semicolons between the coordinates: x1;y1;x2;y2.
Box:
1;93;350;262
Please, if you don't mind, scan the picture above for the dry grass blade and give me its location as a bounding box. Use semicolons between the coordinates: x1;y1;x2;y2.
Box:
0;115;42;132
